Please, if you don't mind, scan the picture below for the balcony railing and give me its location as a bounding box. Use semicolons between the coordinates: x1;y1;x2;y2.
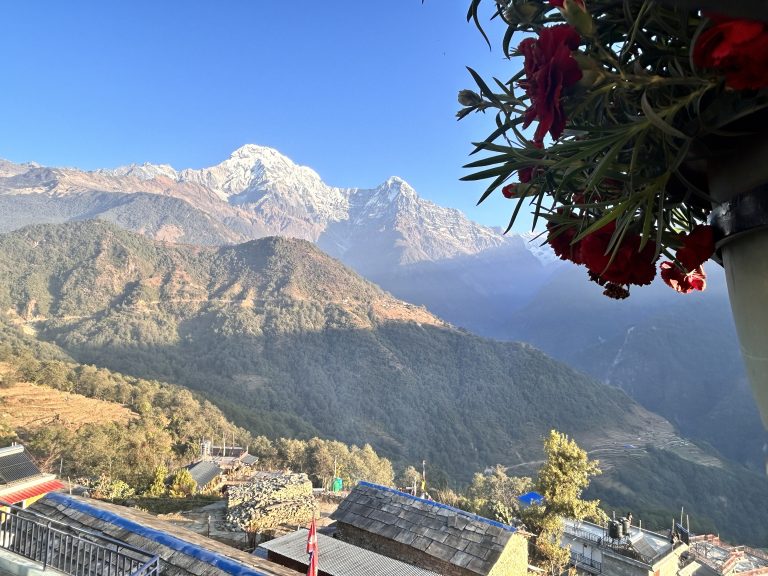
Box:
0;501;160;575
571;551;602;573
564;524;603;544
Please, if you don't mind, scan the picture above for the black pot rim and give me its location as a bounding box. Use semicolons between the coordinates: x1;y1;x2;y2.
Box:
710;183;768;254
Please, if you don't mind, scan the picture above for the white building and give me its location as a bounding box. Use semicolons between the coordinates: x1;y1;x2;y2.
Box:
562;517;688;576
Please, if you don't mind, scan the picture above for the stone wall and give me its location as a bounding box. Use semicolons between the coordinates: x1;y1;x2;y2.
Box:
226;472;315;532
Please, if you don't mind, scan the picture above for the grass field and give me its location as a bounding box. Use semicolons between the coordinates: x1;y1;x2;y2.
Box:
0;365;136;431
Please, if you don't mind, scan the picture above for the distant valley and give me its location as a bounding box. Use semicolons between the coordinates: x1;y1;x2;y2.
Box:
1;146;764;476
0;221;767;544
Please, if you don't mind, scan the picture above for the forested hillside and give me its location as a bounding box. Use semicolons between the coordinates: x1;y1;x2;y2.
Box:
0;321;394;492
2;221;767;545
0;222;650;477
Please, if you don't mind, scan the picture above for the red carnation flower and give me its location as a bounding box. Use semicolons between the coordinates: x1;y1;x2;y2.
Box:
580;222;657;286
547;224;583;264
519;25;583;145
675;225;715;271
693;16;768;90
660;262;707;293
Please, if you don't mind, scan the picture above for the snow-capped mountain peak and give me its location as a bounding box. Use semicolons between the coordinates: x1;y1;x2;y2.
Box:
379;176;415;199
177;144;330;204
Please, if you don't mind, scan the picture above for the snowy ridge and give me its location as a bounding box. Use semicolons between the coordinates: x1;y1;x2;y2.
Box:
518;231;561;266
101;162;179;181
0;144;522;263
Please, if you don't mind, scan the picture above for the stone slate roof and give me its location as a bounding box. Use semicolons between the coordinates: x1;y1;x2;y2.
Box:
185;461;222;490
331;482;518;576
32;493;297;576
241;454;259;466
259;529;441;576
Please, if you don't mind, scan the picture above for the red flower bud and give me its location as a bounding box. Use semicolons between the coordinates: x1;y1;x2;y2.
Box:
602;282;630;300
502;183;519;198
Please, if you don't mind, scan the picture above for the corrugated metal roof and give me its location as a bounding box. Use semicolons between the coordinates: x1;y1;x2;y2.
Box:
331;482;518;576
210;446;246;458
259;529;442;576
0;479;64;505
0;445;42;485
186;461;222;489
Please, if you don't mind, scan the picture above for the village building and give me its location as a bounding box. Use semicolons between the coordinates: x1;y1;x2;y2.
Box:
679;534;768;575
562;517;688;576
200;440;259;473
0;443;64;509
331;481;529;576
258;528;443;576
186;460;225;494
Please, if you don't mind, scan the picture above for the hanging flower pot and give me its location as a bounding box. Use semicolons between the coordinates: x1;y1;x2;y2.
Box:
459;1;768;421
712;183;768;426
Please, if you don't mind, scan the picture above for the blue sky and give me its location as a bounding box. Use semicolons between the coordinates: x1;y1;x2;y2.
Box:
0;2;525;228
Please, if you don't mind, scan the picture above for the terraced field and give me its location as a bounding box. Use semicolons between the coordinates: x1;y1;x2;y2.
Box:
0;371;136;431
506;404;723;476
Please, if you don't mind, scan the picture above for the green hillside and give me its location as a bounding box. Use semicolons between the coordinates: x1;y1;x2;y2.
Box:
2;221;768;544
0;221;637;472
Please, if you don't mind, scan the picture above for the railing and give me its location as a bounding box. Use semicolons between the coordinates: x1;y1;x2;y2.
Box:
0;502;160;575
600;538;654;565
564;524;604;544
571;551;602;573
564;523;654;566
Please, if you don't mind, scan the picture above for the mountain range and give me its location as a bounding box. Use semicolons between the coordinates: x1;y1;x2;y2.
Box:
0;146;765;475
1;221;767;544
0;145;507;267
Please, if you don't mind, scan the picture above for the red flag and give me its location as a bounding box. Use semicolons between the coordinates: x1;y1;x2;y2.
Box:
307;517;318;576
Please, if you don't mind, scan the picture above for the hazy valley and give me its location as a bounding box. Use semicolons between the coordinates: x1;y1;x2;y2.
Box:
0;220;766;543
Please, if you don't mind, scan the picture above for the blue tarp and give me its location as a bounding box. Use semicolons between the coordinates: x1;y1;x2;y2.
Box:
46;492;269;576
518;491;544;506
